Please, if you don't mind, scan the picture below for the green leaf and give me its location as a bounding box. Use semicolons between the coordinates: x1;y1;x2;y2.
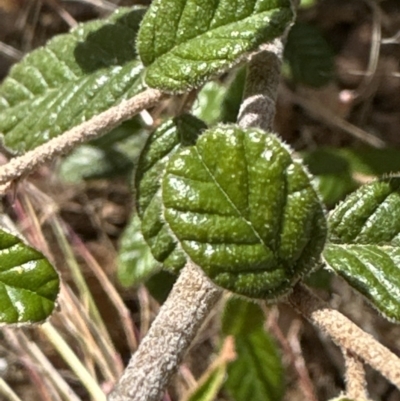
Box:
303;148;357;206
59;145;134;182
222;297;284;401
192;82;226;125
137;0;294;92
185;364;227;401
0;7;145;153
162;125;327;299
329;177;400;246
60;125;147;183
0;229;59;324
220;67;247;124
135;114;207;272
325;177;400;321
117;214;160;288
145;270;176;304
324;244;400;321
284;22;334;87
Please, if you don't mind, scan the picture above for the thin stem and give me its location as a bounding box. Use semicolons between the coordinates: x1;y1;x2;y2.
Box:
238;39;284;131
0;88;164;188
344;350;369;400
288;283;400;390
108;262;221;401
0;377;23;401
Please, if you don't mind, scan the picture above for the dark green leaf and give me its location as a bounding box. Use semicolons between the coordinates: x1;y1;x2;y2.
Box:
284;22;334;87
0;7;145;153
145;270;176;304
222;297;284;401
303;148;357;206
162;125;327;299
117;214;160;288
324;244;400;321
220;67;246;123
135;114;207;272
329;177;400;245
325;177;400;321
137;0;294;92
0;229;59;324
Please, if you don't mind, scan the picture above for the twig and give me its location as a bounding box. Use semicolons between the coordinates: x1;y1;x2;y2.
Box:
288;283;400;390
108;262;221;401
267;308;318;401
237;39;284;131
0;88;164;188
343;350;369;400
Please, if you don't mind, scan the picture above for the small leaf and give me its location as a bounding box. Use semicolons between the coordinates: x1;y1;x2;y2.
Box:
324;244;400;321
0;7;145;153
162;125;327;299
303;148;357;206
0;229;59;324
222;297;284;401
329;177;400;246
137;0;294;92
284;22;334;87
325;177;400;321
220;67;247;124
117;214;160;288
192;82;226;125
135;114;207;272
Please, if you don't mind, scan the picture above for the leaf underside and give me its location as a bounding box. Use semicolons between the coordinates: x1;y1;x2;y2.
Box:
137;0;294;92
162;125;327;299
0;229;59;324
135;114;207;272
325;177;400;321
0;7;145;153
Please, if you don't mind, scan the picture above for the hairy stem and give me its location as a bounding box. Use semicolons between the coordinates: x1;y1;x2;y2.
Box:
343;351;369;400
288;283;400;390
108;262;221;401
0;88;164;187
237;39;284;131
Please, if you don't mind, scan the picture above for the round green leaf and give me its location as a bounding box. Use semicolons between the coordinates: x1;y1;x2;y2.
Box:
0;229;59;324
162;125;327;299
137;0;294;92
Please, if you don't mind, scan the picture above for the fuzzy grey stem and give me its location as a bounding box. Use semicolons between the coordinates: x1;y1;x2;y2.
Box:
237;39;284;131
0;88;164;187
108;262;222;401
344;350;369;400
288;284;400;390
